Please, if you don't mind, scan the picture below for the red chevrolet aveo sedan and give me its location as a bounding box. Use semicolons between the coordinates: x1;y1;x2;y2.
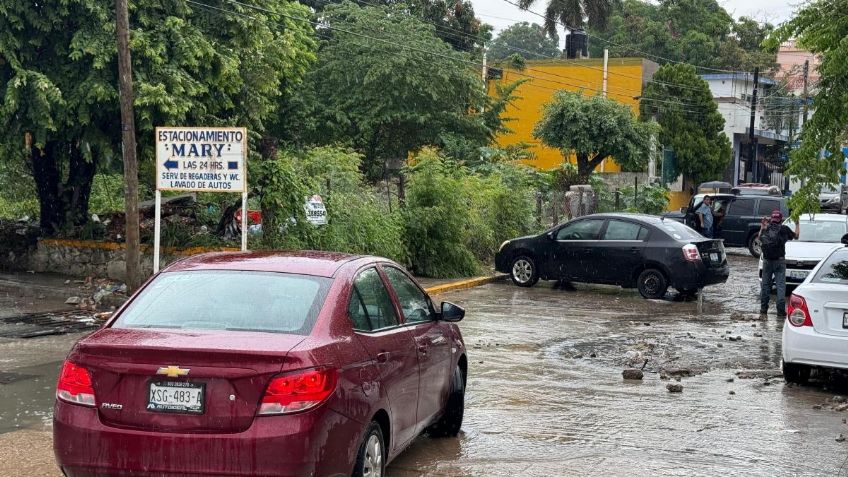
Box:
53;251;467;477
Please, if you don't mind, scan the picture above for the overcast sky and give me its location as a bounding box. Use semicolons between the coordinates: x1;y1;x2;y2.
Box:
471;0;797;39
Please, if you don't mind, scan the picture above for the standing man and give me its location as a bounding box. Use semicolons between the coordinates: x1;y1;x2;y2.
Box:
759;210;801;316
696;195;714;238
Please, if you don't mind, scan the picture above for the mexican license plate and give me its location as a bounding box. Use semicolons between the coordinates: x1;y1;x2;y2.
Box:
710;252;719;262
789;270;809;280
148;381;204;414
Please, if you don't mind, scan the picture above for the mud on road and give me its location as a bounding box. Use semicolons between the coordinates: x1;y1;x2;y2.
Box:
392;252;848;476
3;254;848;476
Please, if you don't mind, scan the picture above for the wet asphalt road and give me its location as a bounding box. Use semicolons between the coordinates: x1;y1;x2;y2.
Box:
3;253;848;475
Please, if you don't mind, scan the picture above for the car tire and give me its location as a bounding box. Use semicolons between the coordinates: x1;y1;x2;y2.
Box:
510;255;539;287
748;233;762;258
782;360;811;384
426;366;465;438
352;422;385;477
637;269;667;299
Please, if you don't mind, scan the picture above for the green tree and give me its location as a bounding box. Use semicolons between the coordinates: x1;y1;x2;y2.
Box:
0;0;316;235
518;0;618;38
304;0;488;53
488;22;560;60
534;91;655;181
586;0;776;71
640;64;730;183
767;0;848;219
298;2;487;179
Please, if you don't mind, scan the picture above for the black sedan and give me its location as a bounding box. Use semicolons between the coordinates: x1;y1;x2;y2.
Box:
494;213;730;299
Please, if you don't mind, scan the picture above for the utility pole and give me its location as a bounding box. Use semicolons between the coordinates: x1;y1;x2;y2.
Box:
601;48;609;173
116;0;141;290
480;48;487;113
802;59;810;126
748;67;759;184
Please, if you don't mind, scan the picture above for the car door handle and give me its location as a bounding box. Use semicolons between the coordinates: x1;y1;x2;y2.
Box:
629;247;639;254
376;352;390;363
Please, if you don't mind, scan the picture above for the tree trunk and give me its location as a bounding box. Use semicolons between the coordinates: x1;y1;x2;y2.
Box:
576;154;593;184
62;144;97;227
31;142;62;236
30;141;98;236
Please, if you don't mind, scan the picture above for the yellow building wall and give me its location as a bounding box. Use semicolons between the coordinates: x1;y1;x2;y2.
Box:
490;58;649;172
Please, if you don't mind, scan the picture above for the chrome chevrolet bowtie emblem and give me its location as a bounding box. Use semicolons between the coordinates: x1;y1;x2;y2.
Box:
156;365;190;378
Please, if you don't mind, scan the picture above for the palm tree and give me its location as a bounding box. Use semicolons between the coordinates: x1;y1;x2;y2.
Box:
518;0;618;39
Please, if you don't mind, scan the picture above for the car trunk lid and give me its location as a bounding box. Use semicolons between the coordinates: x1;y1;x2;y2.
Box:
72;328;305;433
802;285;848;337
693;239;726;268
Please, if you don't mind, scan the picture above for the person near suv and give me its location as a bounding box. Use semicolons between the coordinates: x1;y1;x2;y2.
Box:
759;210;801;316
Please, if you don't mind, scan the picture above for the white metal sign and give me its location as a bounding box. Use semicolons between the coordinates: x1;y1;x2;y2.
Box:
155;127;246;192
305;195;328;226
153;127;249;273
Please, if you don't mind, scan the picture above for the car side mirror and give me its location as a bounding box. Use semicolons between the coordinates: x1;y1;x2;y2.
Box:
680;207;687;214
440;302;465;322
547;231;556;240
842;233;848;246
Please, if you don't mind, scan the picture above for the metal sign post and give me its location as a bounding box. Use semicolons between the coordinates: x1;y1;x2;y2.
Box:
154;127;248;273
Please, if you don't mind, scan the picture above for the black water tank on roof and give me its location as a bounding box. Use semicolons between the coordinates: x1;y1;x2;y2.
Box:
565;29;588;59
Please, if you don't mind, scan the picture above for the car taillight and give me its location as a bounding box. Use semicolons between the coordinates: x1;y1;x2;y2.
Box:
56;361;96;407
787;294;813;327
258;368;337;415
682;244;701;262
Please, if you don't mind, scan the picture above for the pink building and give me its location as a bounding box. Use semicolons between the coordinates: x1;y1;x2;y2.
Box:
775;40;819;94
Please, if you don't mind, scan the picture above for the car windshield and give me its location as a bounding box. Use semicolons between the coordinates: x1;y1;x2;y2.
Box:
659;220;702;241
786;219;847;243
112;271;331;334
812;250;848;285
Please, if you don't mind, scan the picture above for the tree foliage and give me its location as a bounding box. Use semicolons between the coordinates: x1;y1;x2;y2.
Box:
640;64;730;183
303;0;488;53
518;0;619;38
488;22;560;60
293;2;488;179
587;0;776;71
767;0;848;219
0;0;316;234
534;91;656;180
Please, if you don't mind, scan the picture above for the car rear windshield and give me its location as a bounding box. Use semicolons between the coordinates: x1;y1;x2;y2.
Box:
812;250;848;285
112;271;331;334
659;220;702;241
786;219;847;243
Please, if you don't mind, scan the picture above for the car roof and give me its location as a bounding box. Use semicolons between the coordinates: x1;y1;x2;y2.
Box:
164;250;365;278
793;213;848;222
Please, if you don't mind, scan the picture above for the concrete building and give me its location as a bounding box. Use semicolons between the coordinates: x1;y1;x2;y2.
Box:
701;73;799;189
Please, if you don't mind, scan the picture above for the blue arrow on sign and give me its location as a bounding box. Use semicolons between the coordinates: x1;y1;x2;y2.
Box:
227;161;238;170
163;159;178;170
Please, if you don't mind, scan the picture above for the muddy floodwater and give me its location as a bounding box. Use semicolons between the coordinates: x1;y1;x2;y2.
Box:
392;252;848;476
2;253;848;475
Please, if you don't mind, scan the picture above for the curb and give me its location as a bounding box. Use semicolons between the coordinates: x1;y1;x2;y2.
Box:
424;274;508;296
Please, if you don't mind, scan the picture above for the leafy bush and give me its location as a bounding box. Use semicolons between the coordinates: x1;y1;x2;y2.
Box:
89;174;125;214
403;151;479;278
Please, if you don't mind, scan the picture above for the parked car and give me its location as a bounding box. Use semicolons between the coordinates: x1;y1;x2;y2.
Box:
494;213;729;299
758;214;848;286
664;193;789;257
53;251;467;477
819;184;848;214
731;183;782;196
782;233;848;383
